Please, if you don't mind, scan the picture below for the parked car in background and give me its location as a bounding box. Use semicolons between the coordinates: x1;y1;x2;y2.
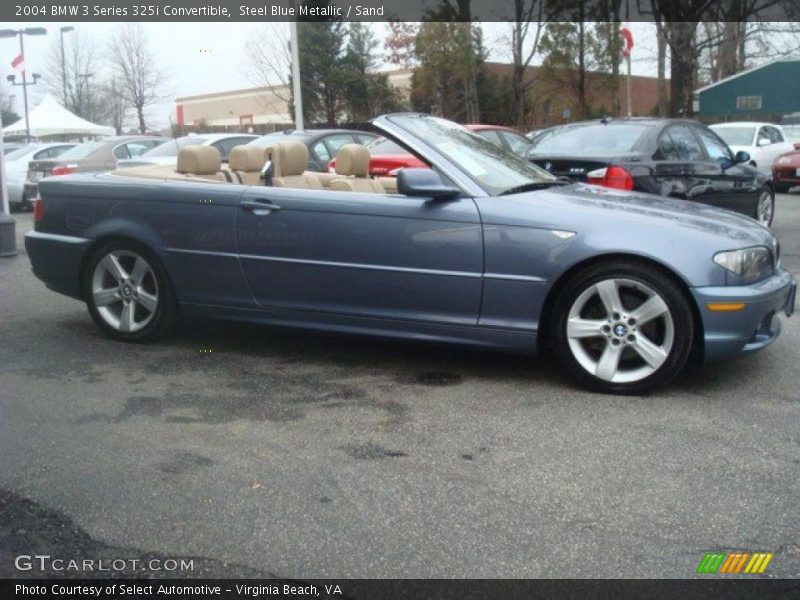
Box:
3;143;76;210
24;136;167;201
327;137;427;176
117;133;258;168
248;129;378;172
709;122;794;174
465;124;535;157
527;118;776;226
528;126;564;147
3;143;26;155
773;149;800;193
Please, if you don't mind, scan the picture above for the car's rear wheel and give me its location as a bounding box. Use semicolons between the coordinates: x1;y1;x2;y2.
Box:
755;188;775;227
552;261;694;395
83;240;176;342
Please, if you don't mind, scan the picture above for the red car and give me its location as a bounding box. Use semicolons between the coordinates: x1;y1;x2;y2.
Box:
773;148;800;194
327;125;534;176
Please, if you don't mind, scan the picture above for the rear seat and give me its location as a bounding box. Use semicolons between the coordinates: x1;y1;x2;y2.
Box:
268;141;323;189
176;146;228;182
228;145;267;185
330;145;385;193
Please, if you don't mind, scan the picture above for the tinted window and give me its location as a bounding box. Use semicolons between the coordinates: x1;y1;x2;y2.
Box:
142;136;208;157
694;127;732;162
311;140;330;162
58;142;106;160
212;137;256;160
499;130;534;155
712;126;756;147
324;133;356;155
531;123;651;155
660;125;705;161
125;142;155;158
355;133;377;145
763;126;783;143
248;131;310;148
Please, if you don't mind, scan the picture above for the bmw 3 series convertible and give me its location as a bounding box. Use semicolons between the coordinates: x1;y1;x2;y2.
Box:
25;114;796;394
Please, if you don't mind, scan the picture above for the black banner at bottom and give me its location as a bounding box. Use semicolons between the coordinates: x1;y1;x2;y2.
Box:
2;579;799;600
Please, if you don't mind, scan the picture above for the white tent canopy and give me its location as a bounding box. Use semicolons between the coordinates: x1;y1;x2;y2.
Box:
2;94;115;139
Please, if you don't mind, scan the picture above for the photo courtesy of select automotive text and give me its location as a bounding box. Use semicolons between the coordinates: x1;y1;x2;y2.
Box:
0;0;799;598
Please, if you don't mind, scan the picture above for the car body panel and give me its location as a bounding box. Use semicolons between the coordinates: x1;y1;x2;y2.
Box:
24;113;795;366
773;150;800;191
710;122;795;173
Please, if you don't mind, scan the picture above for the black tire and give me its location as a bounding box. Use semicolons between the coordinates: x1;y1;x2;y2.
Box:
82;239;177;342
551;260;694;395
754;187;775;227
20;194;33;212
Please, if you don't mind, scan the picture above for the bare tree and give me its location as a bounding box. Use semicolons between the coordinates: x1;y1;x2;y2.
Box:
245;23;292;105
46;29;106;123
508;0;545;128
101;78;128;134
107;23;167;133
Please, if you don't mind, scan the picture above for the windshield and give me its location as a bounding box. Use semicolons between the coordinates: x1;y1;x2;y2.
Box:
530;123;651;155
248;131;310;148
57;142;106;160
141;136;209;157
387;115;553;195
366;137;406;155
712;126;756;147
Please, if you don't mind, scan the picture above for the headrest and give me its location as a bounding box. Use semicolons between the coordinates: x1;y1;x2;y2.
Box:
334;144;370;177
177;145;221;175
228;145;267;172
266;141;309;177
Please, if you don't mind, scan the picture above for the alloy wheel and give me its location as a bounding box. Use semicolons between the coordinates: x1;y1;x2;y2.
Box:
566;278;675;383
91;250;159;333
756;190;773;226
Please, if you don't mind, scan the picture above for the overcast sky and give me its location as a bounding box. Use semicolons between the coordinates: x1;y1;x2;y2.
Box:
1;21;662;130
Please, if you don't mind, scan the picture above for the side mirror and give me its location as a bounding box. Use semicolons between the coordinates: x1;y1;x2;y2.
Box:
757;137;771;147
734;150;751;164
397;168;461;200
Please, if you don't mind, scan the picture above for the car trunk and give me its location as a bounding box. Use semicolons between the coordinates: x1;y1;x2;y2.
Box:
528;155;616;181
26;159;63;184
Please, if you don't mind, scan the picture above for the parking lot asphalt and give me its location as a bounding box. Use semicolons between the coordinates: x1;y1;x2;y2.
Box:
1;197;799;579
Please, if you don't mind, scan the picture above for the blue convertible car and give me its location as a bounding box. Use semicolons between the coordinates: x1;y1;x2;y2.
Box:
25;114;796;394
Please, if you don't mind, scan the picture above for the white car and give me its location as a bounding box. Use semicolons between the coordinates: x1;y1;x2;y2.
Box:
710;122;794;174
116;133;258;167
3;143;76;209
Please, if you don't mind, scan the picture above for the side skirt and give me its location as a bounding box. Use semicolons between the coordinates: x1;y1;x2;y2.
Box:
179;302;539;355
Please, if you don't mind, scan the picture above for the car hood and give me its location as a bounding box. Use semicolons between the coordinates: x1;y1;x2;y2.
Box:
496;183;773;248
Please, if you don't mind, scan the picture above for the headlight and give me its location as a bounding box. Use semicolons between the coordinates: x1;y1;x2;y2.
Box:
713;246;773;284
777;156;791;165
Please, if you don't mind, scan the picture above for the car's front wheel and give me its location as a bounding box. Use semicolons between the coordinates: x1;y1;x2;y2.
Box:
755;187;775;227
83;240;177;342
552;261;694;395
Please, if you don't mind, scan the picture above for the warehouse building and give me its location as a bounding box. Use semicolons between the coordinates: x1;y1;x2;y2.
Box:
694;57;800;120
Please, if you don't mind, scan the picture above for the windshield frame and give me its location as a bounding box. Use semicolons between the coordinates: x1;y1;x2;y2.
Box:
378;114;554;197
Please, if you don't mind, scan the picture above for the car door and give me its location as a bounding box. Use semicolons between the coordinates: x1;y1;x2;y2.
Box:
235;185;483;326
651;124;704;199
691;124;758;213
763;125;792;168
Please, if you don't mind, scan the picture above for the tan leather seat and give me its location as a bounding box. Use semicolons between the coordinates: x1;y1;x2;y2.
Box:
176;145;227;182
376;176;398;194
330;144;385;194
267;141;323;189
229;145;267;185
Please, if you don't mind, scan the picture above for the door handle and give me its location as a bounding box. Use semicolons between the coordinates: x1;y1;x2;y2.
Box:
240;199;281;214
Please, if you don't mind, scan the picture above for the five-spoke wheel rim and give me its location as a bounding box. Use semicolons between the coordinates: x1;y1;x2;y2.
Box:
566;278;674;384
756;191;773;226
91;250;159;333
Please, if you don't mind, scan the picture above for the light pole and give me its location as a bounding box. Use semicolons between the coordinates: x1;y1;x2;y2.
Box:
60;26;74;106
290;17;304;131
0;28;48;143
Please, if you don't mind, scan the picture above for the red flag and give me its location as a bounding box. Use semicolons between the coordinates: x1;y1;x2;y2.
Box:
11;52;24;74
620;26;634;58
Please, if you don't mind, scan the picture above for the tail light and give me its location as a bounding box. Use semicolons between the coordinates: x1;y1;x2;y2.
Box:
33;197;44;222
51;164;77;176
586;165;634;191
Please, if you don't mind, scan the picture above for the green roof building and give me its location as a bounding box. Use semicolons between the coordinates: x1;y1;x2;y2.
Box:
694;58;800;120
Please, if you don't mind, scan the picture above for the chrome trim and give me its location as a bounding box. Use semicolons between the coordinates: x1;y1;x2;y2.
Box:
24;230;89;244
165;247;482;279
484;272;546;283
